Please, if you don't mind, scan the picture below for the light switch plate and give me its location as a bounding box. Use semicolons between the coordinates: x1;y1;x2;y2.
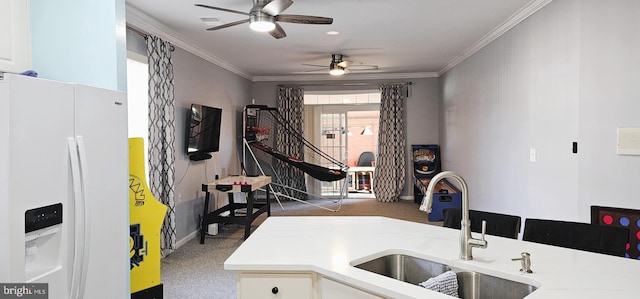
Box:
529;148;536;162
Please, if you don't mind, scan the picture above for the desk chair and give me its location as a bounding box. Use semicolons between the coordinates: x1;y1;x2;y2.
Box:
443;208;521;239
357;151;375;166
522;218;629;257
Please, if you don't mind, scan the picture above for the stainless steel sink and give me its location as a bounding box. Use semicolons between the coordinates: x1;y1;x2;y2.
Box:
353;254;450;285
455;271;537;299
352;254;537;299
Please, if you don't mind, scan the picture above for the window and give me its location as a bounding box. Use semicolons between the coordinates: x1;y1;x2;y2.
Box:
127;51;149;181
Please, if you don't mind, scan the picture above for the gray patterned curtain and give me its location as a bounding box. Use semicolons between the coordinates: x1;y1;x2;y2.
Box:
146;35;176;255
374;84;407;202
276;86;307;199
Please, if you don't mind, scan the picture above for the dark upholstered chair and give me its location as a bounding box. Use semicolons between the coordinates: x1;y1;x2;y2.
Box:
522;218;629;257
442;208;522;239
356;151;375;167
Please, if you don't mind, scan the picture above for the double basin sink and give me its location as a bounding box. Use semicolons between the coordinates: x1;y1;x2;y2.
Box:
352;254;537;299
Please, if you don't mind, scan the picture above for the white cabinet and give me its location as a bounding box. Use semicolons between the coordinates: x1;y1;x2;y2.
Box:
238;273;314;299
0;0;31;73
320;277;386;299
235;272;387;299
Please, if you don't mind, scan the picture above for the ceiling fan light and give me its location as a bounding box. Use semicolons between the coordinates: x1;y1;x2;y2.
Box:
329;68;345;76
250;20;275;32
250;14;276;32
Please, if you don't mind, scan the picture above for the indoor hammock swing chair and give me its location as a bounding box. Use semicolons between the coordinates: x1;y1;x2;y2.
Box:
242;105;348;212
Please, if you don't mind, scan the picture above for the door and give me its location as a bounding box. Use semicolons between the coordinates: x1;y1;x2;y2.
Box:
318;111;347;197
307;105;380;197
3;74;74;297
74;85;129;298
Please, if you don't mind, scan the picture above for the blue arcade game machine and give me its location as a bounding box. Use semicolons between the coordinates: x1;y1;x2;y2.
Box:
412;144;442;204
412;144;462;221
412;144;441;180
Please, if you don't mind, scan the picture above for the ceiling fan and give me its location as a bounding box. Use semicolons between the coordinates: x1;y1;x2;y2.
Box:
195;0;333;39
303;54;379;76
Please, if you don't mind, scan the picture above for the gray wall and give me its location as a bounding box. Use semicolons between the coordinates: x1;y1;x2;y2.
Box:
252;77;440;199
440;0;640;223
172;47;252;243
577;0;640;221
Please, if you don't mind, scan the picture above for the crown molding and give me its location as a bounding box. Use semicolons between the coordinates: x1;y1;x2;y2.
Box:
437;0;554;76
252;72;438;82
125;4;252;80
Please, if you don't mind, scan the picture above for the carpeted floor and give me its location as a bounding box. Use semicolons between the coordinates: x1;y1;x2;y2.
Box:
160;195;442;299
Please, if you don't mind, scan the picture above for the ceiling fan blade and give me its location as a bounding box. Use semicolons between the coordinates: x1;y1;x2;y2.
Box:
348;64;379;71
206;19;249;31
302;67;327;73
337;60;352;68
195;4;250;16
261;0;293;16
269;23;287;39
276;15;333;25
302;63;327;68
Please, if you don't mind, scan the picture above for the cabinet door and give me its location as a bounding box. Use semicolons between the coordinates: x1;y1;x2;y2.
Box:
0;0;30;73
238;273;313;299
320;277;385;299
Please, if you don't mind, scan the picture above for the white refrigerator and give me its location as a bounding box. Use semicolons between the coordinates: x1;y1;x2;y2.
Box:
0;74;129;298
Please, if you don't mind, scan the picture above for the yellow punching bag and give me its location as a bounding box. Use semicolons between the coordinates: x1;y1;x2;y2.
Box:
129;138;167;298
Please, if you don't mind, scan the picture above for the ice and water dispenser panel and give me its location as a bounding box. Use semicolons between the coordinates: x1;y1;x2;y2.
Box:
25;203;63;233
24;203;63;281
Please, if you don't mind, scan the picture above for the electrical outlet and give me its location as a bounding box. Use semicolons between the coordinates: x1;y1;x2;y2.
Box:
529;148;536;162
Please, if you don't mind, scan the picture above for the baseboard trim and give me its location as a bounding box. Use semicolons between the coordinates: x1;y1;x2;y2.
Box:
176;230;198;249
399;195;414;201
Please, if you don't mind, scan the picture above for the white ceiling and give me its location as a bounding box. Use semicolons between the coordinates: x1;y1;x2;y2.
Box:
125;0;551;81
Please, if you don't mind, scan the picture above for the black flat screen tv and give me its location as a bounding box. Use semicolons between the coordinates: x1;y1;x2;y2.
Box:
186;103;222;161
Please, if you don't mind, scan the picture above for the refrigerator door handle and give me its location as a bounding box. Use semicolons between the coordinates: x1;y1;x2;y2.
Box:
67;137;84;299
75;136;91;299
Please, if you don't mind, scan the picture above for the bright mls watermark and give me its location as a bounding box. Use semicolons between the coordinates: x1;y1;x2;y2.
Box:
0;284;48;299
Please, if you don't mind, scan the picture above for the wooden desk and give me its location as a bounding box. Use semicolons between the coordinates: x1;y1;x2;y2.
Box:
347;166;375;192
200;175;271;244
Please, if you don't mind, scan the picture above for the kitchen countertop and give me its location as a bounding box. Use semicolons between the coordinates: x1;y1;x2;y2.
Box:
224;216;640;298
